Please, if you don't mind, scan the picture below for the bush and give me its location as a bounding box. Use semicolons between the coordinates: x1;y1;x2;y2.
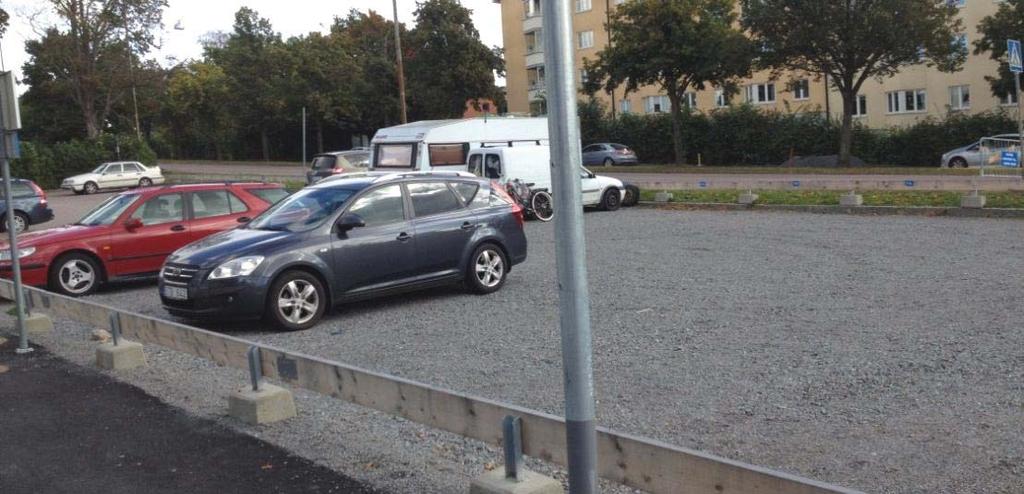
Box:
581;102;1016;166
11;135;157;189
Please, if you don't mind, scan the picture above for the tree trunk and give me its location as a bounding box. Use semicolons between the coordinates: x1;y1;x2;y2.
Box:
83;100;100;139
261;129;271;162
838;92;855;167
667;92;686;165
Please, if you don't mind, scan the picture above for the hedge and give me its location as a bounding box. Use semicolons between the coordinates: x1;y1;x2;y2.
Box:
11;135;157;189
579;99;1017;166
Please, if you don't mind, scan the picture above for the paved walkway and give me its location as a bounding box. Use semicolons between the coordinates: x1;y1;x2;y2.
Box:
0;338;382;494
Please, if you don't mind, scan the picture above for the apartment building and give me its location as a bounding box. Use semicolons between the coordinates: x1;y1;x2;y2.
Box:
498;0;1016;128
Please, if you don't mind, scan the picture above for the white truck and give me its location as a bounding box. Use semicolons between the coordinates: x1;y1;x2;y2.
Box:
466;145;626;211
368;117;549;172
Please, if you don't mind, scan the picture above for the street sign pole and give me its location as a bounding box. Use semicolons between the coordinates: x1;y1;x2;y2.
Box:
1009;40;1023;162
542;1;598;493
0;71;28;354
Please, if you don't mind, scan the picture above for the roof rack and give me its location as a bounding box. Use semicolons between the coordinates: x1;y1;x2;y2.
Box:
371;171;476;183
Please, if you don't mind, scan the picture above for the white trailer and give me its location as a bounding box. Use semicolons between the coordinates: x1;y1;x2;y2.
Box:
368;117;549;172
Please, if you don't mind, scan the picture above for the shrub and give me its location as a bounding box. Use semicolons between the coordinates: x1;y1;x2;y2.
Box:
11;135;157;189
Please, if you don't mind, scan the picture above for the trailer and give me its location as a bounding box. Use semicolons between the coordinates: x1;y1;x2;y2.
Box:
368;117;549;172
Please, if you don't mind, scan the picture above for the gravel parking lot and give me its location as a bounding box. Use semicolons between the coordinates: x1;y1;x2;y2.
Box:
12;208;1024;493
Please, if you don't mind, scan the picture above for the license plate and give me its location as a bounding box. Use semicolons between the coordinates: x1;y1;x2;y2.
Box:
163;285;188;300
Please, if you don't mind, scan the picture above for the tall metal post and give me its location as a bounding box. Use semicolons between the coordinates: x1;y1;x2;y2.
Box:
301;107;307;164
542;1;598;492
1016;72;1022;161
1;131;28;354
392;0;409;124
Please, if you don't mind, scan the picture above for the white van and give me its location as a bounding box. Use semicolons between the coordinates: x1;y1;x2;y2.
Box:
369;117;548;172
467;145;626;210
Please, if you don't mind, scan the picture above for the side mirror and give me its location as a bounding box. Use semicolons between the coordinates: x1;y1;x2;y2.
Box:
125;218;143;231
335;214;365;234
237;216;252;224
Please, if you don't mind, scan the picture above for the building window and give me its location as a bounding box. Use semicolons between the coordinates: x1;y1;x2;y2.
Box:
527;66;545;90
887;89;927;114
949;85;970;110
525;30;542;54
715;90;730;108
644;95;671;114
1000;92;1019;106
576;0;592;12
681;92;697;108
793;79;810;100
746;83;776;104
852;95;868;117
523;0;541;18
620;99;631;114
954;34;968;56
577;30;594;49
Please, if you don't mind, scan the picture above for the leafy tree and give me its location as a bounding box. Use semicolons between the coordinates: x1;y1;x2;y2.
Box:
26;0;167;139
332;10;402;134
583;0;753;164
404;0;503;120
741;0;965;166
974;0;1024;105
281;32;360;153
162;61;236;159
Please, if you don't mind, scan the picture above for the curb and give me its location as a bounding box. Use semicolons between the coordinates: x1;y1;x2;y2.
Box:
637;201;1024;219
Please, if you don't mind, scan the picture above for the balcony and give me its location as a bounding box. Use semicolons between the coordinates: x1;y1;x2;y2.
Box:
525;51;545;68
523;14;542;32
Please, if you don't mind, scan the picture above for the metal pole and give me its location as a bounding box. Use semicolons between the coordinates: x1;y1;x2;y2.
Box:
391;0;408;124
1016;72;1022;164
1;131;29;354
122;3;142;140
302;107;307;164
541;2;598;493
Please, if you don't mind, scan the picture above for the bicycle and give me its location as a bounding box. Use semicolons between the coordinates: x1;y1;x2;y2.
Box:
506;179;554;222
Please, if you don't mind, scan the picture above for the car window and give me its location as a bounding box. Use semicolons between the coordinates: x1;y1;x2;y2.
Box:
77;194;141;226
191;190;233;219
451;181;479;204
227;191;248;213
249;186;356;233
0;182;36;197
124;163;142;172
583;145;601;153
104;164;123;174
484;154;502;179
408;182;463;217
246;187;289;205
611;144;628;151
375;144;416;168
131;193;184;225
346;185;405;227
311;156;336;171
467;154;483;176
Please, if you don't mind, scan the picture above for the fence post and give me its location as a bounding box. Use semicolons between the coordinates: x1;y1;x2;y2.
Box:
227;346;296;425
95;311;144;370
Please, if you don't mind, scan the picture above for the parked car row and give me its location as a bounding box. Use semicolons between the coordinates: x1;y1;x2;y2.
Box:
62;161;165;194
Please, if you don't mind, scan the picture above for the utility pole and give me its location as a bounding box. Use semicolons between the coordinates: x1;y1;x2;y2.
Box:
301;107;307;164
392;0;408;124
122;3;142;140
542;1;598;493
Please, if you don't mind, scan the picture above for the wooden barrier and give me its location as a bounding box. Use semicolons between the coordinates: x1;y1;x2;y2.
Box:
2;281;862;494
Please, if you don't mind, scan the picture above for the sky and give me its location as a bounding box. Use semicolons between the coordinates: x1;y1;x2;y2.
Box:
0;0;505;94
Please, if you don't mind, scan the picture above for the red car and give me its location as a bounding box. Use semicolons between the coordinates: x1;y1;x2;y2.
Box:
0;182;289;296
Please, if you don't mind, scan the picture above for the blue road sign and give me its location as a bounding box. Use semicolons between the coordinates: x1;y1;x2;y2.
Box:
791;180;801;188
698;180;708;188
1009;39;1023;73
1001;151;1020;168
904;179;915;187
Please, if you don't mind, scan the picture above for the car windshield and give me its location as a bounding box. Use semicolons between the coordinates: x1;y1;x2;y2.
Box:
91;164;108;173
248;186;358;232
311;156;336;170
76;194;140;226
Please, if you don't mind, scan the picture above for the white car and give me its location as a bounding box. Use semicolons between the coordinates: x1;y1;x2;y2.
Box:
61;161;166;195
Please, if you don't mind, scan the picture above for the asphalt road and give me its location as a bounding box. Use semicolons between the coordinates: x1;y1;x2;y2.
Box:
40;189;116;229
159;161;1024;191
45;208;1024;493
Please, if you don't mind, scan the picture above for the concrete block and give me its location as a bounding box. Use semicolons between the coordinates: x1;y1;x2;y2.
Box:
961;194;986;209
95;341;146;370
24;314;54;334
654;191;674;203
738;192;759;205
840;193;864;207
228;383;296;425
470;470;564;494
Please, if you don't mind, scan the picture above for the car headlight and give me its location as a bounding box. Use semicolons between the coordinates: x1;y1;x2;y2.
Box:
208;256;264;280
0;247;36;261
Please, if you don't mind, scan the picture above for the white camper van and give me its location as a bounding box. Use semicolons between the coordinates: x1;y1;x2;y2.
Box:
466;146;626;210
369;118;548;172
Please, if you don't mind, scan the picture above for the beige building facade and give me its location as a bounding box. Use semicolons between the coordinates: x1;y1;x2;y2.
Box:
498;0;1018;128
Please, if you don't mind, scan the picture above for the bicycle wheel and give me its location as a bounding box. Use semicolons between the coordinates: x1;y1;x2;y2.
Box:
531;190;554;222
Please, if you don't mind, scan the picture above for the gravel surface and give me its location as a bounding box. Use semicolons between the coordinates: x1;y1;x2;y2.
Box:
7;209;1023;493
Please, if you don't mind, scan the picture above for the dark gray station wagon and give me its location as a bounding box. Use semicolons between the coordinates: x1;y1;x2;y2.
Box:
160;172;528;330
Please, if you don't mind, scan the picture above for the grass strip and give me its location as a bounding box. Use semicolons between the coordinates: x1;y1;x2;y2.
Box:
640;189;1024;209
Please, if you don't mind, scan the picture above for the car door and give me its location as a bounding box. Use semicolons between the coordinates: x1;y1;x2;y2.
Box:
581;144;601;166
580;168;603;205
106;193;190;276
123;162;144;186
187;189;250;242
98;164;124;189
407;181;476;279
330;184;417;296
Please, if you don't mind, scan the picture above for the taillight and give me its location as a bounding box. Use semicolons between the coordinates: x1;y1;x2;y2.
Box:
490;181;524;228
332;167;346;174
511;203;525;228
28;181;47;204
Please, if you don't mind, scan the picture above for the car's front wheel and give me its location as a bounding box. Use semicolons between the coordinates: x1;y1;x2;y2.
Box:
466;243;508;294
949;157;968;168
83;181;99;194
49;253;102;296
601;188;622;211
139;177;153;187
267;270;326;331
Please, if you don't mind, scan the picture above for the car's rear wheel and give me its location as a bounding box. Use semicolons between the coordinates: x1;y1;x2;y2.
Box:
138;177;153;187
49;253;101;296
601;188;622;211
267;271;326;331
622;184;640;207
603;157;614;167
1;211;29;233
83;181;99;194
949;157;968;168
467;243;508;294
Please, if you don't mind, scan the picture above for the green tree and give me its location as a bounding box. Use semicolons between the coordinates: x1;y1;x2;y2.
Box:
405;0;503;120
27;0;167;139
974;0;1024;105
741;0;965;166
282;32;360;153
332;10;403;134
162;61;236;159
582;0;753;164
